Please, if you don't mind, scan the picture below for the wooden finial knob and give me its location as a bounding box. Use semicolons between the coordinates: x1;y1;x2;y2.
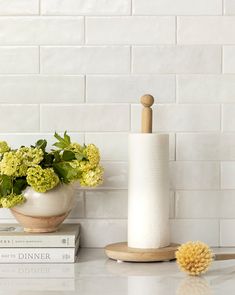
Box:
141;94;154;108
140;94;154;133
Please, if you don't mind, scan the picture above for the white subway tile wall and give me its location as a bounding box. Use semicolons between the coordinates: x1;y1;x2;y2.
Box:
170;219;219;246
0;47;39;74
86;75;175;103
0;75;84;103
131;104;221;132
133;0;222;15
178;75;235;103
41;0;131;15
0;0;39;15
132;46;221;74
224;0;235;15
40;46;131;74
0;0;235;247
86;17;175;45
0;17;84;45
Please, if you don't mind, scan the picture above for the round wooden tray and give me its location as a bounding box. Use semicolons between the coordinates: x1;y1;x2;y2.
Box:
105;242;179;262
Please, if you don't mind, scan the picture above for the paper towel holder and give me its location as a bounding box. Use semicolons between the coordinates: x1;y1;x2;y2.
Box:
105;94;179;262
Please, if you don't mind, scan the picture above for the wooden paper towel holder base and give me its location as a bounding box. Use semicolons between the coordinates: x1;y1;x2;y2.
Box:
105;242;179;262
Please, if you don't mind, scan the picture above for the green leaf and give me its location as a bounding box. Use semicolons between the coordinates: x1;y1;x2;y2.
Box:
35;139;47;152
53;162;81;184
41;153;54;168
53;142;65;149
63;131;71;144
53;150;61;163
13;178;27;195
53;131;71;150
54;132;64;142
0;175;13;197
62;150;75;161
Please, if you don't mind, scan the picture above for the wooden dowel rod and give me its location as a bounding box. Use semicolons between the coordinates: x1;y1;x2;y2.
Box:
141;94;154;133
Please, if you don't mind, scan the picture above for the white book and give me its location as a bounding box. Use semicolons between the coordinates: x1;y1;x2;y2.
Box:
0;237;80;264
0;223;80;248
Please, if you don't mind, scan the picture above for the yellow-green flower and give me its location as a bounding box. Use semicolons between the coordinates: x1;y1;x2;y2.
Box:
0;141;10;154
0;194;26;208
0;151;28;177
85;144;100;167
17;147;44;166
80;165;103;187
26;165;59;193
77;144;100;172
66;142;83;154
0;147;43;177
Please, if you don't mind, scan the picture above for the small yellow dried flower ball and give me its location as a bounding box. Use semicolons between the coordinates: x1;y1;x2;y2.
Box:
176;241;213;276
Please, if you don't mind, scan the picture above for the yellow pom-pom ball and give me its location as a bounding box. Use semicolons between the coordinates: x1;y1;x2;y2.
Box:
176;241;213;276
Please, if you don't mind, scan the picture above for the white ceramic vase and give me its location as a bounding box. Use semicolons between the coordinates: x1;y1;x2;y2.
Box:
11;184;76;233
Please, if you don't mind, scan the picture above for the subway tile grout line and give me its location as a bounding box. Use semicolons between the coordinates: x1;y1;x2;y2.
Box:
175;16;177;44
38;45;41;74
174;133;177;161
172;191;176;219
1;14;232;17
38;104;41;132
38;0;41;15
130;45;133;73
221;45;224;73
129;103;131;131
219;218;221;246
83;191;87;218
84;16;86;45
84;75;87;103
175;74;178;103
0;44;234;47
0;72;232;77
220;104;223;132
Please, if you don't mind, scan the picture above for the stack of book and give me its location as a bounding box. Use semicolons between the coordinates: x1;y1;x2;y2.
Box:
0;223;80;263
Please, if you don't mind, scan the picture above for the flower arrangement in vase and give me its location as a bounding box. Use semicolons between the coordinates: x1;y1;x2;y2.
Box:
0;132;103;232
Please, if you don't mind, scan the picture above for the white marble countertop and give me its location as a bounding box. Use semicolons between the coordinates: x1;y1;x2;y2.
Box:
1;248;235;294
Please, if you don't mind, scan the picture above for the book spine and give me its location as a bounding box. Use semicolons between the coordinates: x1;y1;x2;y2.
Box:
0;248;76;263
0;235;76;248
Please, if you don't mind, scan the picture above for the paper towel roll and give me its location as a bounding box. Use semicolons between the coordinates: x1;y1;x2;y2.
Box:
128;133;170;249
